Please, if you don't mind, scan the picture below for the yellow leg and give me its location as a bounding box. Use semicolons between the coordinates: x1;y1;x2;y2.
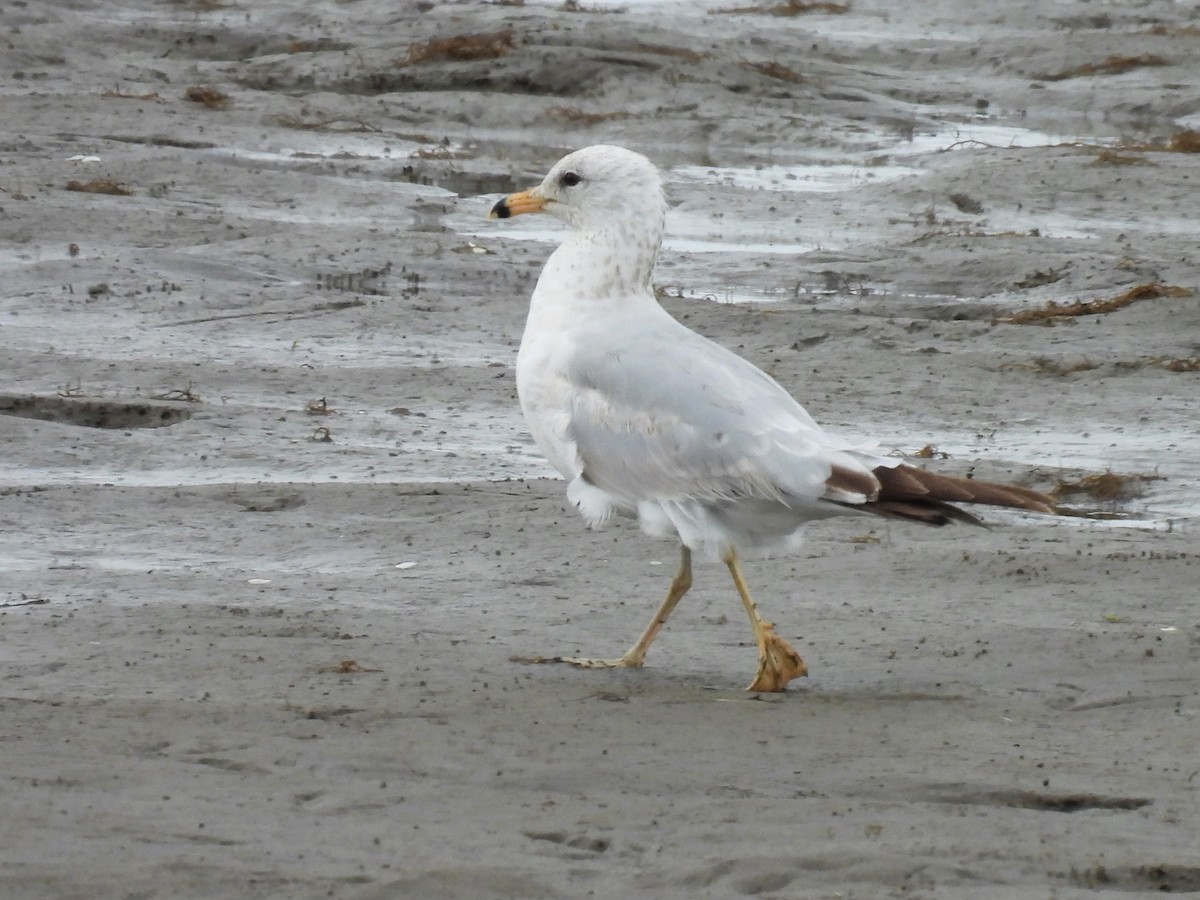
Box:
514;546;693;670
723;549;807;692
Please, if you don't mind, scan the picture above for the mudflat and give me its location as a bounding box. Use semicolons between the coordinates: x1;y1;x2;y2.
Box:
2;2;1198;897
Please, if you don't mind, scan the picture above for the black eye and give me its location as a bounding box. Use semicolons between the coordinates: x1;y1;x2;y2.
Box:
560;171;582;187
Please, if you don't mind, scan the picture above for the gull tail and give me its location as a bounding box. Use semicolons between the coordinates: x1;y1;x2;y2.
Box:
828;463;1056;526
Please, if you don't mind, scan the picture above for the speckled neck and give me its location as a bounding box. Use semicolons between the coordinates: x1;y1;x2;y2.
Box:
535;215;664;314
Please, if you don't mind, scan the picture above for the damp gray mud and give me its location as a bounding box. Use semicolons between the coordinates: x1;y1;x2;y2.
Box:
1;2;1198;898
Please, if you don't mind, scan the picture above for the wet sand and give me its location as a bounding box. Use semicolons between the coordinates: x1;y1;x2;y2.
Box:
2;1;1199;897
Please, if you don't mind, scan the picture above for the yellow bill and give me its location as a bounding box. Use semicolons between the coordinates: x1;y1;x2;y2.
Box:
489;189;547;219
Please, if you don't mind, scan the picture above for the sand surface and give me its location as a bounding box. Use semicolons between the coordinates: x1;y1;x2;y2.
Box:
2;1;1199;897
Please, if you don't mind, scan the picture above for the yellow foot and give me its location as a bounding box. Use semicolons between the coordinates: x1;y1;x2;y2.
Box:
746;624;808;692
511;654;643;670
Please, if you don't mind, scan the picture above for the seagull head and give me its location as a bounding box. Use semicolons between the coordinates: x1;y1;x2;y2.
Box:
489;145;666;232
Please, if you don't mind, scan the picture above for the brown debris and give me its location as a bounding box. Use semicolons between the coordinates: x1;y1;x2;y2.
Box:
1024;357;1100;377
560;0;624;11
284;40;348;54
1151;356;1200;373
150;384;202;402
1146;24;1200;37
548;106;631;126
1089;149;1153;166
912;444;949;460
633;43;706;62
102;89;162;101
398;30;514;66
740;61;804;82
184;85;231;109
66;179;133;196
997;282;1191;324
848;533;881;544
1013;268;1064;289
273;114;380;133
717;1;849;15
1167;130;1200;153
1034;54;1169;82
1052;471;1163;503
1107;130;1200;154
1010;355;1200;376
948;192;984;214
317;659;382;674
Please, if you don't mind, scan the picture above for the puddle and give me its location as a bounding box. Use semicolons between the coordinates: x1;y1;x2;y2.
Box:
895;122;1112;156
0;246;79;270
0;394;193;429
0;401;549;490
659;285;791;304
664;236;817;255
196;332;514;370
218;140;423;165
673;162;923;193
221;182;450;228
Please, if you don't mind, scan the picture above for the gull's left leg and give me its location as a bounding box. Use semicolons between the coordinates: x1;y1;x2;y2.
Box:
514;546;693;670
722;548;807;692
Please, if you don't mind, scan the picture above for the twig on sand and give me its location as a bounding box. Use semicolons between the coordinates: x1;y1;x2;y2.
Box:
1;595;50;608
1034;54;1169;82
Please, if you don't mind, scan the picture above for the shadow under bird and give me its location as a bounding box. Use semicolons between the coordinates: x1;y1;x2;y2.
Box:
489;144;1055;692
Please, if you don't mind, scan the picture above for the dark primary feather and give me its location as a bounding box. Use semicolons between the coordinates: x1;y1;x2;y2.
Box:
827;463;1056;526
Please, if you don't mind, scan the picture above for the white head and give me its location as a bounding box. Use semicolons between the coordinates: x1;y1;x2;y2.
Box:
489;145;666;233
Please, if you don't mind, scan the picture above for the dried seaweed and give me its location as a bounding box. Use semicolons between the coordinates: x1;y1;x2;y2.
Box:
317;659;381;674
632;43;706;62
997;282;1191;324
560;0;625;12
717;1;849;14
948;192;983;214
1151;356;1200;373
149;385;202;402
1089;149;1153;166
1167;130;1200;153
1146;24;1200;37
1034;54;1169;82
399;30;514;66
66;179;133;196
272;114;380;133
549;106;631;125
102;88;162;101
1052;471;1163;502
1013;268;1064;289
740;61;804;82
184;85;231;109
1108;130;1200;154
1023;357;1100;377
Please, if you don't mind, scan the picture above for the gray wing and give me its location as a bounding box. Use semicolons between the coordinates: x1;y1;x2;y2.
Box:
564;314;876;507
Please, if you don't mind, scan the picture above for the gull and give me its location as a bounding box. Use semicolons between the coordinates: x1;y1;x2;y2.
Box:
489;145;1054;692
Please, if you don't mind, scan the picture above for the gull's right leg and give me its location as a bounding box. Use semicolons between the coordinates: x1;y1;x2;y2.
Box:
514;546;692;670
